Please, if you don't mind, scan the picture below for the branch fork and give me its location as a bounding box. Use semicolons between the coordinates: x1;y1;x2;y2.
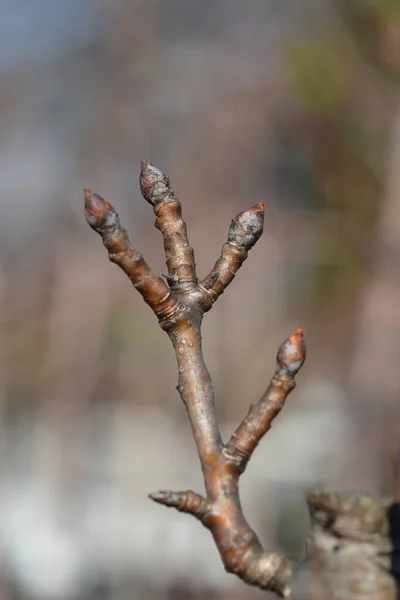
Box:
84;159;306;597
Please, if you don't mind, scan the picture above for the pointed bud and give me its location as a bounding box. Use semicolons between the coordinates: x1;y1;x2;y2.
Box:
140;158;174;206
149;490;180;506
228;202;264;250
276;327;306;376
84;189;119;233
149;490;208;520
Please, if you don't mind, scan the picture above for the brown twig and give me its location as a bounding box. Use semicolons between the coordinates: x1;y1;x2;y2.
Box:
140;159;197;285
84;188;183;322
225;328;306;473
201;202;264;304
151;329;305;596
84;161;306;597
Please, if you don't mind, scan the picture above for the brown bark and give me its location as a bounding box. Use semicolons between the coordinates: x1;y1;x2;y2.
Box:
140;159;197;285
292;491;398;600
201;201;265;304
84;159;399;598
85;159;304;596
84;187;182;322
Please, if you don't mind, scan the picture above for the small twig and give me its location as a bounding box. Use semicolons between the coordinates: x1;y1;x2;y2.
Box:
140;158;197;285
225;328;306;473
84;160;306;597
201;202;264;304
84;188;182;322
149;490;209;520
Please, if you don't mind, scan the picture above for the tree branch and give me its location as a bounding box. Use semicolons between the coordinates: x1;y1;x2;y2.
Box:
140;159;197;285
201;202;264;304
84;188;183;322
149;490;209;520
84;161;306;597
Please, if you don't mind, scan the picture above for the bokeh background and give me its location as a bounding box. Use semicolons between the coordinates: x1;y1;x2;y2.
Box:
1;1;400;598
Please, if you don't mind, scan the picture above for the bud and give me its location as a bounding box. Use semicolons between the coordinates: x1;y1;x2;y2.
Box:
140;158;174;206
84;189;119;233
276;327;306;376
228;202;264;250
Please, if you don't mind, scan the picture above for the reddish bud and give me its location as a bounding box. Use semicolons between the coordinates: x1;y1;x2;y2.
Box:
276;327;306;376
84;189;119;233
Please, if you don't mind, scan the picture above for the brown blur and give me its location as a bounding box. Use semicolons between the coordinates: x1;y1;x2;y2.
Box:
1;1;400;599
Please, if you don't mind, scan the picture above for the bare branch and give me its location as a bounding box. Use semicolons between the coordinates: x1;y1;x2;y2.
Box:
151;329;304;597
84;162;305;597
225;328;306;473
172;322;223;459
201;202;264;304
84;188;182;321
140;159;197;285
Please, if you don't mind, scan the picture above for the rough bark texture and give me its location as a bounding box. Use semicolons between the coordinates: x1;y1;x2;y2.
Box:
292;491;399;600
84;159;399;598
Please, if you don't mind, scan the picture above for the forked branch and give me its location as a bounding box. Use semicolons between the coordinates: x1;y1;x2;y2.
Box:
84;160;306;597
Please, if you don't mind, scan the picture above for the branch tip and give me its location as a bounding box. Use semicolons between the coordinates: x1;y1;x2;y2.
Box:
201;201;265;301
149;490;208;519
149;490;172;505
84;189;113;230
228;203;265;249
251;200;265;213
276;327;306;376
140;158;173;206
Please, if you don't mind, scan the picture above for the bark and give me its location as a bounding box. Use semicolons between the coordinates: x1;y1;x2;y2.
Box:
84;159;399;598
292;491;399;600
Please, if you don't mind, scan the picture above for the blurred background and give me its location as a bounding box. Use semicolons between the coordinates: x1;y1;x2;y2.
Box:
1;0;400;598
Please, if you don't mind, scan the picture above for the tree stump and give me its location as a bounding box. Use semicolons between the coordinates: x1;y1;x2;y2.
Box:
292;490;400;600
